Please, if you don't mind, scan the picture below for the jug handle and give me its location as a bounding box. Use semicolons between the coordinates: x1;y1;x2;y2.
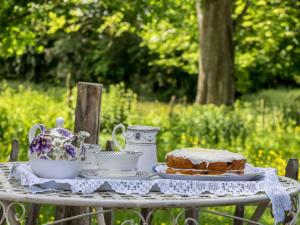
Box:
112;123;126;151
28;124;46;144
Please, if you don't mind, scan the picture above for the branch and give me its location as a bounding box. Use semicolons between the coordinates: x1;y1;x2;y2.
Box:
233;0;251;32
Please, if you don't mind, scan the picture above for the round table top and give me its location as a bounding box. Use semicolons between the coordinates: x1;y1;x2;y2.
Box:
1;162;300;208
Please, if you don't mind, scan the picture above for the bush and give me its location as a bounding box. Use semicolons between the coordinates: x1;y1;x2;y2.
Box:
0;81;299;175
128;100;300;175
0;82;72;160
0;81;137;160
101;83;137;133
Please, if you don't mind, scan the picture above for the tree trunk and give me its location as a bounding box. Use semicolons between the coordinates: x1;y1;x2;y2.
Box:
195;0;235;105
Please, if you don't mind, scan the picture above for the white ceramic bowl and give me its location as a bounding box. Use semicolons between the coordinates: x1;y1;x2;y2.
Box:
30;158;81;179
95;151;143;170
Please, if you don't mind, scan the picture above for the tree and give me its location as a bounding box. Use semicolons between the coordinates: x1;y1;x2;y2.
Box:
139;0;247;104
139;0;300;103
1;0;299;101
195;0;235;105
235;0;300;93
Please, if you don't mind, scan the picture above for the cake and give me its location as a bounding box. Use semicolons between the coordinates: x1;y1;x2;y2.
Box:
166;148;246;175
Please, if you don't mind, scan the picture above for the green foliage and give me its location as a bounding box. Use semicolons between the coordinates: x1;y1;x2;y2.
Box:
0;81;136;160
139;0;198;74
242;89;300;106
241;89;300;125
1;81;298;174
127;99;300;175
0;81;71;160
235;0;300;93
101;83;137;133
1;0;299;101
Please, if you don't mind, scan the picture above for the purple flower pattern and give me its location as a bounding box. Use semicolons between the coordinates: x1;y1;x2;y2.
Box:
64;144;76;159
29;127;87;160
30;136;51;154
57;128;74;138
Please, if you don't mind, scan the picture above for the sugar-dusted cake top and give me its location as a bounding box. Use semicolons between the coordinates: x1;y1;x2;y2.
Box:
166;148;245;164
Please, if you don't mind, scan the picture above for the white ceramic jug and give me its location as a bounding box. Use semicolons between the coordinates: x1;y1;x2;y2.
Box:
112;124;160;172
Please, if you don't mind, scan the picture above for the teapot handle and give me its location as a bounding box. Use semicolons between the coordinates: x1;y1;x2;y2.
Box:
28;124;46;144
112;123;126;151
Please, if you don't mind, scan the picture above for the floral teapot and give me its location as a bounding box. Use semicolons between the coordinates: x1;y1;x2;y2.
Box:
28;118;90;161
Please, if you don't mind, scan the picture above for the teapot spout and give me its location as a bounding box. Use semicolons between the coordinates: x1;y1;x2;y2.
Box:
76;131;90;147
78;131;90;140
73;131;90;160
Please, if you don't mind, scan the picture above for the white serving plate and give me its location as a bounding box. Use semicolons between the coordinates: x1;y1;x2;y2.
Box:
153;164;264;181
80;169;155;180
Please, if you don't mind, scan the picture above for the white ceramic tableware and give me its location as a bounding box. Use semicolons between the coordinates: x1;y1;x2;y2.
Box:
28;118;89;161
95;151;143;170
81;144;102;170
28;118;89;179
30;158;81;179
112;124;159;172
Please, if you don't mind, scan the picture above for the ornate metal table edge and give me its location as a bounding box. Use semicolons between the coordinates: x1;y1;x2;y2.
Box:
44;194;300;225
0;196;299;225
0;195;300;225
0;200;26;225
39;207;267;225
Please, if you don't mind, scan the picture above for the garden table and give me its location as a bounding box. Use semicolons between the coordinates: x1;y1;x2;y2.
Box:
1;162;300;225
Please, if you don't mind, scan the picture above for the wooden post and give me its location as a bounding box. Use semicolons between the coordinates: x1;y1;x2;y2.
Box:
25;205;41;225
56;82;102;225
105;140;114;152
283;158;299;224
248;202;269;225
285;159;299;180
260;99;265;128
75;82;102;144
233;204;245;225
168;95;176;117
9;139;19;162
185;208;199;225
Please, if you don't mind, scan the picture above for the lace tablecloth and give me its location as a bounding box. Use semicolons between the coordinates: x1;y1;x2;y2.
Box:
10;163;291;223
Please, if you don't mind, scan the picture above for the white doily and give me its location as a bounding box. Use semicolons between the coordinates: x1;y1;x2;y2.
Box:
10;163;291;223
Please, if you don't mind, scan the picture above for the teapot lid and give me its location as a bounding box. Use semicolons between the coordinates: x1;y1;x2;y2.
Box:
44;118;74;138
44;128;75;138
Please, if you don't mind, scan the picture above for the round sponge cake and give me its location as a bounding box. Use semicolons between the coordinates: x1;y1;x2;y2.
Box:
166;148;246;175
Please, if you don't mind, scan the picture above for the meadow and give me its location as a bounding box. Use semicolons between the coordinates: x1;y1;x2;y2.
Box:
0;81;299;224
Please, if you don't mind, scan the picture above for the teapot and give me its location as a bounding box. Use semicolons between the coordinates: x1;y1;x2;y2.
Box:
28;118;90;161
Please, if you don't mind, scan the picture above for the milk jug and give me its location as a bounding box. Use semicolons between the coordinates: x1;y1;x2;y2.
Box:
112;124;160;172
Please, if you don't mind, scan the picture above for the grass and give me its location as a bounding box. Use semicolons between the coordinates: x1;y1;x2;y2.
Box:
241;88;300;107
